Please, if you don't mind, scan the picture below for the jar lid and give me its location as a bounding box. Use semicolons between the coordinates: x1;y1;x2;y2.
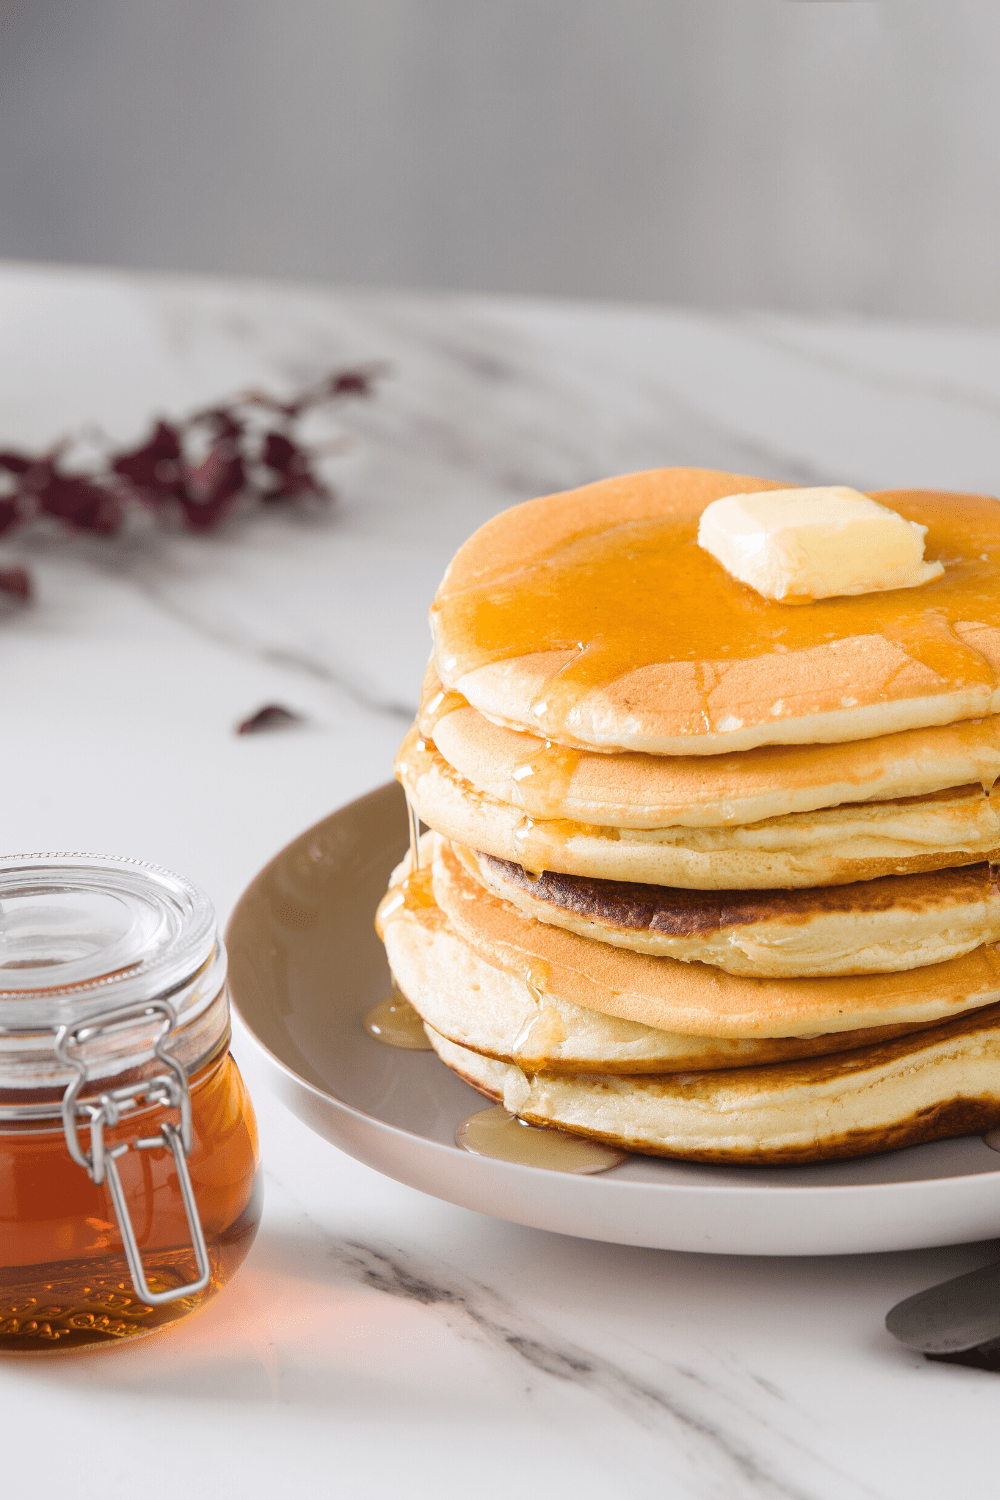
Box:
0;854;218;1031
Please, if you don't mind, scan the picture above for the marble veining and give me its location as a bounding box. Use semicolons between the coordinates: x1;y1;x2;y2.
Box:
246;1157;894;1500
332;1238;882;1500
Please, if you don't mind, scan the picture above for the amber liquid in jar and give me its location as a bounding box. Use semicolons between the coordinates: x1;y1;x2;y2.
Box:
0;1047;261;1353
0;1047;260;1353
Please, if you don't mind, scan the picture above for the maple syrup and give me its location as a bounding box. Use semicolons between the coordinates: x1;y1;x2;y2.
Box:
0;1051;260;1351
509;738;583;822
508;965;567;1065
374;805;438;931
431;487;1000;743
456;1105;628;1173
419;663;589;818
364;989;433;1050
407;792;423;872
367;803;436;1050
0;854;261;1352
419;681;469;737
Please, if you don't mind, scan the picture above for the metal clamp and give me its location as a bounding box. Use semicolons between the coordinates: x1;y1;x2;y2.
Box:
55;1001;211;1307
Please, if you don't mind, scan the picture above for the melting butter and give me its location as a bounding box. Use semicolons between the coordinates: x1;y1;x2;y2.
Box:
698;486;944;603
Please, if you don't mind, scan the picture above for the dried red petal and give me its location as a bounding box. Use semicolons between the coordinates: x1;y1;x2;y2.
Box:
0;567;32;602
283;363;384;417
0;451;33;476
236;703;304;734
0;498;20;536
260;431;297;469
29;462;123;533
112;421;184;505
259;431;327;501
180;442;245;530
191;408;243;443
331;370;373;396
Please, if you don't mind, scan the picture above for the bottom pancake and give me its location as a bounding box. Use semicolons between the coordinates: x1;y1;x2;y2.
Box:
426;1006;1000;1164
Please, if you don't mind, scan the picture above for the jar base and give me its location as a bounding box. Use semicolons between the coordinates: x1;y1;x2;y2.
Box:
0;1198;260;1353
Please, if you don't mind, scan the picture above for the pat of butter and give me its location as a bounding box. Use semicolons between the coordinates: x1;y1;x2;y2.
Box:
697;486;944;602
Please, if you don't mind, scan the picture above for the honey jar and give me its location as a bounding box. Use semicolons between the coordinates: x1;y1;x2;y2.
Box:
0;854;262;1351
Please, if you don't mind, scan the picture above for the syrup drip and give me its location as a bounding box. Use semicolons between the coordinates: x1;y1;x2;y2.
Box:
510;809;594;875
510;969;558;1061
508;739;583;816
511;815;545;877
402;866;437;911
368;811;435;1048
456;1106;628;1173
406;791;423;873
981;775;1000;898
419;683;469;737
432;491;1000;742
363;988;433;1050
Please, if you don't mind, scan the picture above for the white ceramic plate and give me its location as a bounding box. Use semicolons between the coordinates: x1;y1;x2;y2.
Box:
227;782;1000;1255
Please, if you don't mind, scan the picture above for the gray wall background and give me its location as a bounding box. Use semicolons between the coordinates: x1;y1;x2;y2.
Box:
1;1;997;318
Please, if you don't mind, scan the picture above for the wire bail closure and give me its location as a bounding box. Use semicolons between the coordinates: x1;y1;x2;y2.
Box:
55;1000;211;1307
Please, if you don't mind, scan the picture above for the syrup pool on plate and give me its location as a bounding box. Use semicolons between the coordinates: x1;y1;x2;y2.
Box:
456;1105;628;1174
363;990;433;1050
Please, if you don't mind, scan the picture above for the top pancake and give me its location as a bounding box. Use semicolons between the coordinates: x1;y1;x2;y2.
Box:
429;468;1000;754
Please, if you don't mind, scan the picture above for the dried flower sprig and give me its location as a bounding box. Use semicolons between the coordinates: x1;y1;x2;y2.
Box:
0;365;385;569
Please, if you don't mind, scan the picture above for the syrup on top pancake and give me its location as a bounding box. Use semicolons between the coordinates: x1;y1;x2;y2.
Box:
430;468;1000;754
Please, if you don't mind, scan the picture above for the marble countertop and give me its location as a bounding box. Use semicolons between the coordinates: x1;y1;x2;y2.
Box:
3;260;1000;1499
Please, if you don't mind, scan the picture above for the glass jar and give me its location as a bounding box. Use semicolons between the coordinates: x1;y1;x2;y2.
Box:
0;854;262;1352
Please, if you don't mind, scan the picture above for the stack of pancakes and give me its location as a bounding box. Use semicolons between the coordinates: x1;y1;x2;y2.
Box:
378;468;1000;1163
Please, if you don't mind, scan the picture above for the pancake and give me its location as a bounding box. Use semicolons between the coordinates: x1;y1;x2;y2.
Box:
463;848;1000;977
429;468;1000;754
431;835;1000;1037
398;728;1000;889
427;1003;1000;1163
421;664;1000;830
377;864;947;1072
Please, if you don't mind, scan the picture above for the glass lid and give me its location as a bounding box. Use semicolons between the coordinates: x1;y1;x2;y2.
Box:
0;854;218;1029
